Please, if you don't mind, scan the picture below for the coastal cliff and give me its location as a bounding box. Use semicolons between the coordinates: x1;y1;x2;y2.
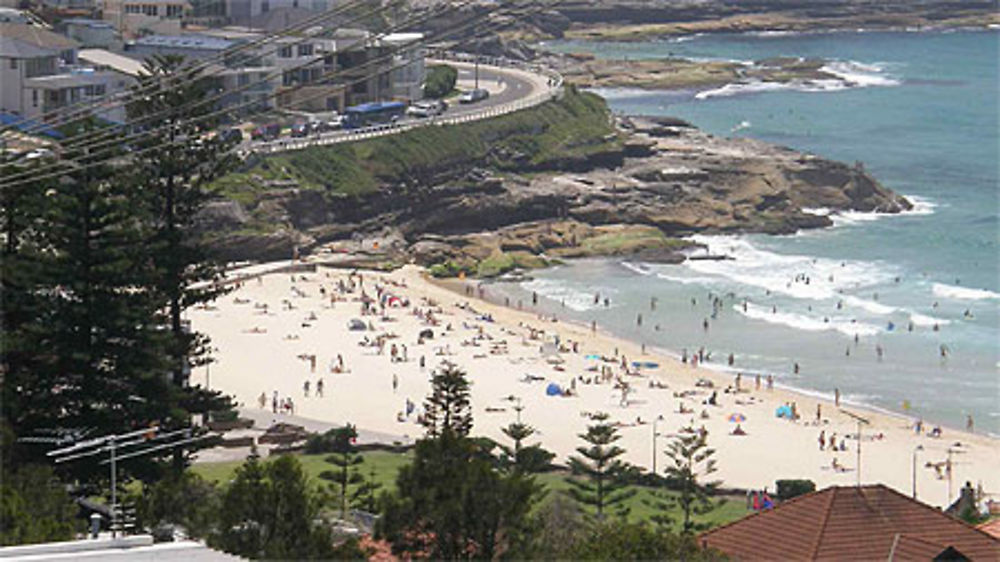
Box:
206;90;910;275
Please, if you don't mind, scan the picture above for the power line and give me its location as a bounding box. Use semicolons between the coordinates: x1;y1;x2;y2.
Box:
1;1;544;187
1;0;382;136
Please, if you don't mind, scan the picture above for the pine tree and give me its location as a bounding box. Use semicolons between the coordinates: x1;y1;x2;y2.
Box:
566;412;636;520
318;424;364;519
126;55;237;390
421;363;473;437
499;421;555;474
351;465;382;513
661;426;722;534
378;363;541;559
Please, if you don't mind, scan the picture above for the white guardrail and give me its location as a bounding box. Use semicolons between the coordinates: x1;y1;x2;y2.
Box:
249;51;564;154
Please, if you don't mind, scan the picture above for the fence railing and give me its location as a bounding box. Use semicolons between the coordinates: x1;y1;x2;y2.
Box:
247;52;563;154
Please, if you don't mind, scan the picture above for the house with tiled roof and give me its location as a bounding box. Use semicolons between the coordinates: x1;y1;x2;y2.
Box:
699;484;1000;561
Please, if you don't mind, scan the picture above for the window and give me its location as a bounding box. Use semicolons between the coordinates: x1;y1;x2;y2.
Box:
166;4;182;17
141;4;158;16
125;4;141;13
32;90;37;107
9;59;16;70
238;73;249;86
297;44;313;57
279;46;292;58
260;0;268;12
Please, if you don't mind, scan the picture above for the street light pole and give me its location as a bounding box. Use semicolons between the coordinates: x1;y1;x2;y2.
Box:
652;414;664;475
912;444;923;499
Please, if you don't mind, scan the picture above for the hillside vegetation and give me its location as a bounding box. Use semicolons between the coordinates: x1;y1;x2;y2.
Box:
214;87;619;204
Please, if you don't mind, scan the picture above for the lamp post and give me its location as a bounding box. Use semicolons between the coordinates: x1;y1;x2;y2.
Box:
912;444;924;499
652;414;665;475
504;395;523;423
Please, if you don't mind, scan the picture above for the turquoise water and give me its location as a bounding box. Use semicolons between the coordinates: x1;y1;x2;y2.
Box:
511;31;999;433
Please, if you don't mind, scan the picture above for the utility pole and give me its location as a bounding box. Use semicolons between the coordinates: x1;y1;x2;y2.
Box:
840;409;870;486
651;414;664;475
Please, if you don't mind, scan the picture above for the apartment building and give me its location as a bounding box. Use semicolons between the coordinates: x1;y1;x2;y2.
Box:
100;0;190;38
0;23;132;123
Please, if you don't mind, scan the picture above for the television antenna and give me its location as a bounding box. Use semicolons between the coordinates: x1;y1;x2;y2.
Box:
840;409;870;486
45;426;214;536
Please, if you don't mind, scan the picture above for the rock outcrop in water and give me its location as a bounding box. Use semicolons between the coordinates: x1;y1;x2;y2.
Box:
206;113;910;273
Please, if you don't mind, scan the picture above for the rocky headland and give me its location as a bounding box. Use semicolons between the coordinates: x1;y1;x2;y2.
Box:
206;90;910;277
555;54;853;92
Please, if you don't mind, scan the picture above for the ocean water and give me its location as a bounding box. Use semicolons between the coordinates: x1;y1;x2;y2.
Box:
506;31;999;433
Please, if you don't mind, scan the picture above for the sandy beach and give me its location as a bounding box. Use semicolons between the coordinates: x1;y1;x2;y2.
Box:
188;260;1000;509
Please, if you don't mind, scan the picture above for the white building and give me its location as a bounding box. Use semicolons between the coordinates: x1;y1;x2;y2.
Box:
0;23;133;124
99;0;190;38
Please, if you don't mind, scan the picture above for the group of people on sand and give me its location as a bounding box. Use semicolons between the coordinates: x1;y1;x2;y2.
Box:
260;390;298;415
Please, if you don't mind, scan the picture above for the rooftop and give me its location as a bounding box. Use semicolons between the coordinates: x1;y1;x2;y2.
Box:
0;535;242;561
0;22;79;57
699;484;1000;561
78;48;147;76
131;34;236;51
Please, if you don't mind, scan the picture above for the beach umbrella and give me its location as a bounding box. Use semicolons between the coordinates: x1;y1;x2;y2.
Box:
728;413;746;423
775;405;792;419
585;354;602;360
545;382;562;396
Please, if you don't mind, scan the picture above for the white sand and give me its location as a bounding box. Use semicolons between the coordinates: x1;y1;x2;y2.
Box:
189;262;1000;509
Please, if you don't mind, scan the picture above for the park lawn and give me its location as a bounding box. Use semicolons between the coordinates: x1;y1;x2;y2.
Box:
191;449;413;488
191;451;747;531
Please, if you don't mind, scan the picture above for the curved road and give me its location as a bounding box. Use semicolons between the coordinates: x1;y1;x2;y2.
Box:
247;56;558;153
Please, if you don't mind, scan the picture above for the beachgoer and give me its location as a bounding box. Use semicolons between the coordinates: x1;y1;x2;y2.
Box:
392;373;399;393
767;375;774;391
819;430;825;450
834;388;840;407
794;362;800;374
731;424;746;436
258;392;267;409
303;380;310;397
316;378;324;397
967;415;974;433
816;403;822;423
532;291;538;306
637;313;643;327
272;391;278;413
755;374;761;390
728;353;735;366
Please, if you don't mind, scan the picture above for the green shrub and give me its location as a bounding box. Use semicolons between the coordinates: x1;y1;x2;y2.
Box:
424;64;458;98
775;479;815;501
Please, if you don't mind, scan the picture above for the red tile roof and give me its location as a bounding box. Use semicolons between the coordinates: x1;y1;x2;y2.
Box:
699;485;1000;561
980;520;1000;540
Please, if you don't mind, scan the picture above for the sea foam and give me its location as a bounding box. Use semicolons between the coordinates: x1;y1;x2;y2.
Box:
932;283;1000;301
683;235;896;301
735;302;882;337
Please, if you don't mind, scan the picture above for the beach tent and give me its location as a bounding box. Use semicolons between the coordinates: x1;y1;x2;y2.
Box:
545;382;562;396
775;405;793;419
348;318;366;331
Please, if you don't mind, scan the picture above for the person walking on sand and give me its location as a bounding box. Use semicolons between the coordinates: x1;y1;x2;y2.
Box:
755;374;761;391
258;392;267;409
816;403;822;423
316;378;324;397
819;430;826;451
272;391;279;413
303;380;310;398
392;373;399;393
835;388;840;407
767;375;774;391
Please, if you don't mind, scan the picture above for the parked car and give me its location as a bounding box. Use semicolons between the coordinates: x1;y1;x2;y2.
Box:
290;122;311;137
250;123;281;141
219;128;243;143
458;88;490;104
408;100;448;118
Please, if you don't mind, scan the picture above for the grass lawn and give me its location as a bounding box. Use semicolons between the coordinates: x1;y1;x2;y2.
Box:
191;450;748;531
